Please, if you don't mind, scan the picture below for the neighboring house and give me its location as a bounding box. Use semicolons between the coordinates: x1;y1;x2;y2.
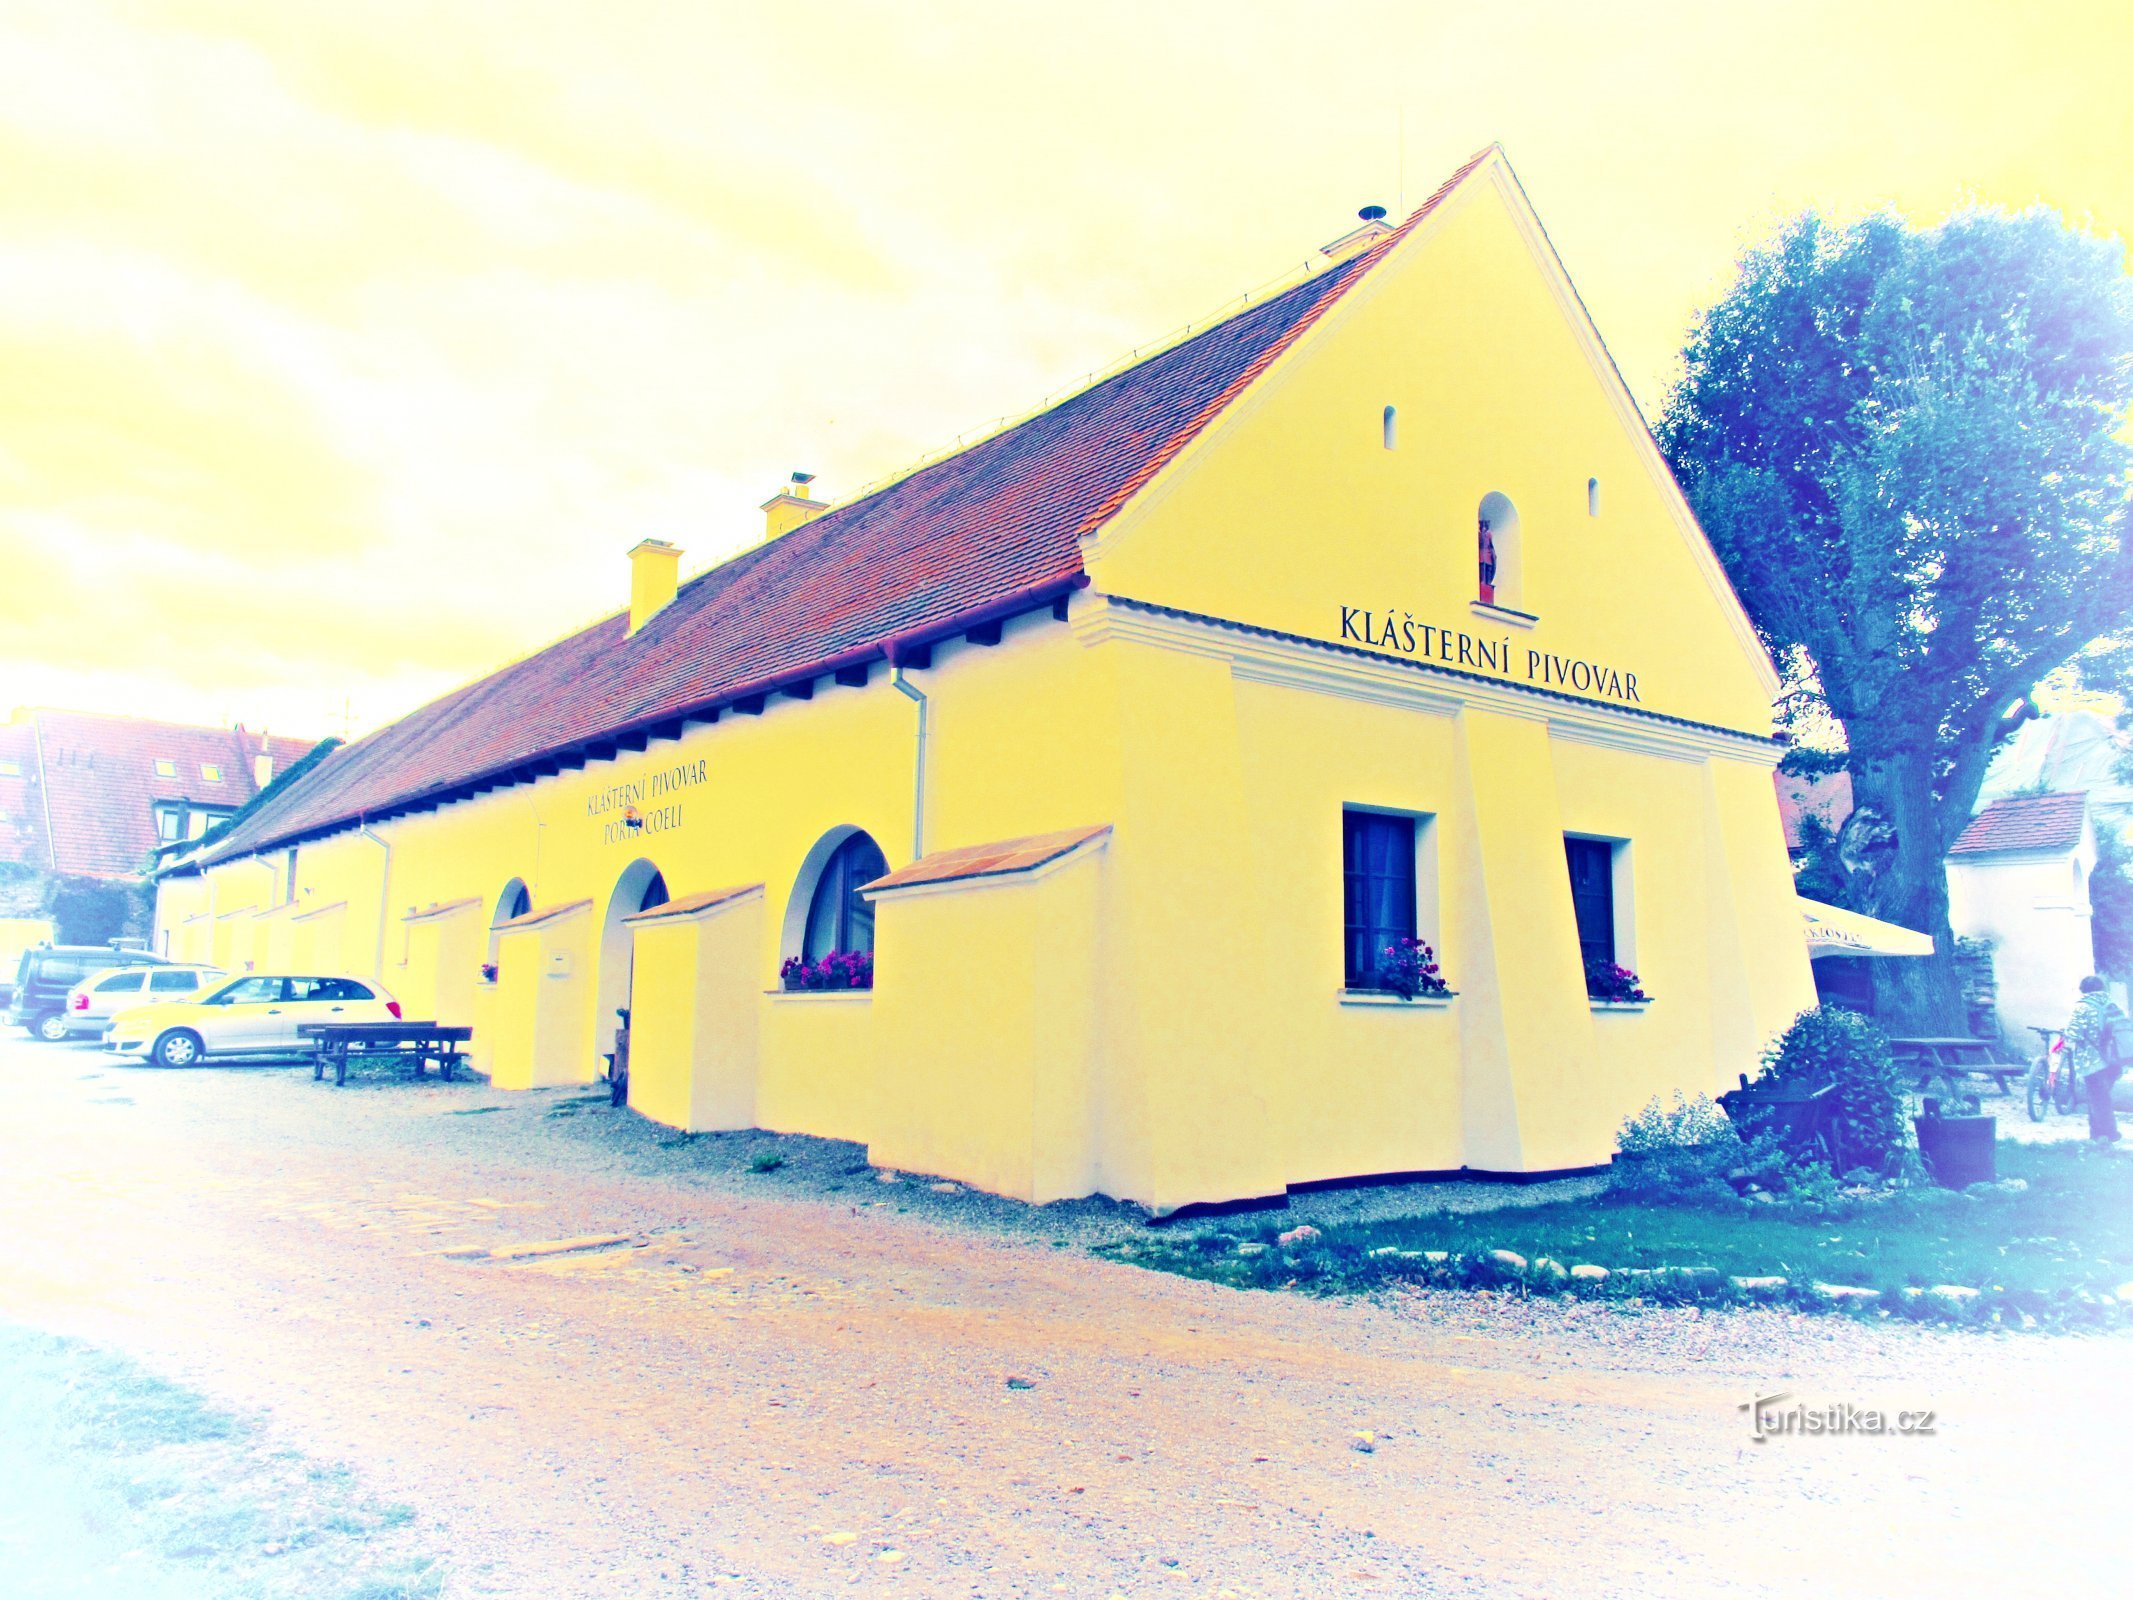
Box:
1771;709;2133;1033
1774;770;1853;856
1976;710;2132;823
1946;792;2101;1035
0;709;316;944
157;147;1818;1212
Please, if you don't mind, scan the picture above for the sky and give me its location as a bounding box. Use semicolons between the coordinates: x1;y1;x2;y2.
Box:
3;0;2128;742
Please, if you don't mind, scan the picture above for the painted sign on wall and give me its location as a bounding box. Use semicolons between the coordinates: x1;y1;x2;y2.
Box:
1339;607;1641;705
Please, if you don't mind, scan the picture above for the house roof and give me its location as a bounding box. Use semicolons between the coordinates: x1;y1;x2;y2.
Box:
622;884;763;923
3;710;318;880
195;150;1497;867
864;825;1112;894
1773;770;1854;852
1948;792;2090;857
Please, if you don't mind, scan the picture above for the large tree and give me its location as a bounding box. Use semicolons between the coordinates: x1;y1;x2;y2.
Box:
1659;207;2133;1030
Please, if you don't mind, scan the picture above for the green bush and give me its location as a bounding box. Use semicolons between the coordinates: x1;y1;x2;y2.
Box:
1755;1007;1909;1174
1610;1093;1744;1203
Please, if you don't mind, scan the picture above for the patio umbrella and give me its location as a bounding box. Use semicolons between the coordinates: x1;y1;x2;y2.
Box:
1797;896;1935;958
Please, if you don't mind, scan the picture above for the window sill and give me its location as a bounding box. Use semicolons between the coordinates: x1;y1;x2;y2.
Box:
1590;998;1651;1012
765;988;873;1003
1339;989;1456;1008
1470;600;1538;629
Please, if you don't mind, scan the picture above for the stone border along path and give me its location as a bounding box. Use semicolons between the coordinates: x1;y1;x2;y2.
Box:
1237;1230;2133;1330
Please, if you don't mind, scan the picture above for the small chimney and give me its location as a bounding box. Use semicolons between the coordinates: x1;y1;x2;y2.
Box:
627;539;682;635
253;747;274;788
1320;204;1394;263
760;471;828;543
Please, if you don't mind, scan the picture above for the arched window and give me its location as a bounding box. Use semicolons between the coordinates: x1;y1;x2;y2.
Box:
487;877;532;968
1477;491;1521;609
638;872;669;914
1587;477;1601;518
801;831;888;960
1382;405;1398;450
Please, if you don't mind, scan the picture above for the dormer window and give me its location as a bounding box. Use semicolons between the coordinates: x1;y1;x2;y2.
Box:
153;758;177;778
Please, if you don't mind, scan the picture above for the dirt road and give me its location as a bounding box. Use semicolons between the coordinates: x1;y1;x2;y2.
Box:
0;1035;2121;1598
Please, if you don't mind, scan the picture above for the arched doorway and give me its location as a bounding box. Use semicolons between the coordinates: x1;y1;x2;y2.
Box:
596;859;668;1071
487;877;531;973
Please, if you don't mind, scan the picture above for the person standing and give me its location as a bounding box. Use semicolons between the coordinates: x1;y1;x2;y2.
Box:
2063;975;2126;1143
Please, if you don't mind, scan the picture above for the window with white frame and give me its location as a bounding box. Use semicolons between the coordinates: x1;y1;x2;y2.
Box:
1342;808;1439;989
1564;835;1633;974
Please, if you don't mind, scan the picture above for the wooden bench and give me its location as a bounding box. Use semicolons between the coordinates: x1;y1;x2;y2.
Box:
1889;1036;2025;1111
300;1022;473;1087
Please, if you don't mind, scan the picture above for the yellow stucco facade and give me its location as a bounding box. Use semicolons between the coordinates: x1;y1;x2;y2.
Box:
155;152;1815;1213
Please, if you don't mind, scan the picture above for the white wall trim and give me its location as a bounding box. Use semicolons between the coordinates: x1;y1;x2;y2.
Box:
1074;594;1776;766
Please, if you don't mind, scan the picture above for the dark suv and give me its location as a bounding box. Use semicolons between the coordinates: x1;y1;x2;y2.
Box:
9;945;173;1043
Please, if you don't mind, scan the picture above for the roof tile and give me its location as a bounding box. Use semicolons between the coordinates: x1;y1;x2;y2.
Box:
864;825;1111;893
1948;792;2088;857
203;152;1495;864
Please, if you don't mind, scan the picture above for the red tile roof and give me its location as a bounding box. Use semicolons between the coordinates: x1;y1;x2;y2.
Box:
623;884;763;922
1949;792;2089;857
1773;770;1853;852
5;710;318;879
864;825;1111;893
199;151;1497;866
492;898;593;932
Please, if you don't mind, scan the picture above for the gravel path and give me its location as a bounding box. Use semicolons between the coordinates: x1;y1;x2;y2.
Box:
0;1036;2122;1599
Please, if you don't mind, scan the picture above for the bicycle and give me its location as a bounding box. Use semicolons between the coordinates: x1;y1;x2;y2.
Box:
2025;1026;2078;1122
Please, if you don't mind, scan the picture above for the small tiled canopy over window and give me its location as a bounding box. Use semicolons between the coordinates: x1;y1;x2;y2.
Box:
1564;837;1615;965
1343;810;1417;989
804;832;888;961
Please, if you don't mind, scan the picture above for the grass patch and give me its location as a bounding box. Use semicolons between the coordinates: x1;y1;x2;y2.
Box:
0;1322;444;1598
1100;1142;2133;1328
747;1152;787;1174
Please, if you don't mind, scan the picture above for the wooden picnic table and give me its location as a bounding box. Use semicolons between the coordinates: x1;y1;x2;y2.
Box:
1888;1035;2025;1107
300;1021;473;1087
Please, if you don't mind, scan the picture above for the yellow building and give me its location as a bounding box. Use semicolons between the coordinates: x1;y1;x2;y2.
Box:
156;148;1814;1213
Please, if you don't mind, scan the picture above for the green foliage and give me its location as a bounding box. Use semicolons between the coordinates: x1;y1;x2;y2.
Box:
1616;1091;1734;1153
1118;1141;2133;1327
1611;1093;1742;1203
1658;205;2133;1024
1790;813;1848;904
2091;826;2133;983
43;874;150;947
747;1151;786;1174
1759;1007;1909;1174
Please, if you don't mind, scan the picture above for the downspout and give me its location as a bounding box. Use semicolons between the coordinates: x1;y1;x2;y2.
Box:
356;820;391;982
887;659;929;862
29;712;57;872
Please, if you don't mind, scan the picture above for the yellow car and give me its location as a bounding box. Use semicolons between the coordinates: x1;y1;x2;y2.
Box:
107;972;402;1068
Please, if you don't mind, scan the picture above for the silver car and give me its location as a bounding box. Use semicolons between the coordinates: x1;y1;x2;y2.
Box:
60;965;223;1040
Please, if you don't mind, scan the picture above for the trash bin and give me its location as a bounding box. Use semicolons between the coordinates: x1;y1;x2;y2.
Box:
1914;1106;1995;1188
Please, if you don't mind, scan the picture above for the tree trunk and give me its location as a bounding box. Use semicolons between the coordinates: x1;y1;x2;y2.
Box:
1847;751;1971;1035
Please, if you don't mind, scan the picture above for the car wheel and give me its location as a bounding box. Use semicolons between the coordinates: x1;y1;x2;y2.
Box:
152;1029;205;1069
34;1012;70;1043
